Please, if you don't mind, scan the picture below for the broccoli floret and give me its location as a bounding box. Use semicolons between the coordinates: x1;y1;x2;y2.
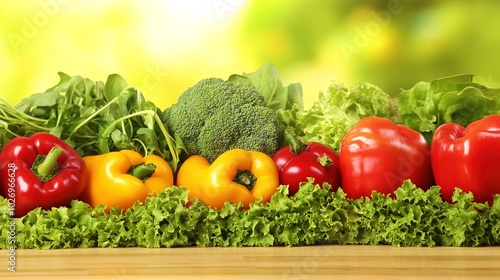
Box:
163;77;283;162
198;103;283;162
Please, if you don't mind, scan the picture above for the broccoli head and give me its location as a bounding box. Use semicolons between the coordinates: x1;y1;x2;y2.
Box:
198;103;283;162
163;77;283;162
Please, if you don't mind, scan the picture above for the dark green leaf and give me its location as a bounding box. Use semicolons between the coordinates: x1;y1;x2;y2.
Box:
104;74;131;100
228;63;304;111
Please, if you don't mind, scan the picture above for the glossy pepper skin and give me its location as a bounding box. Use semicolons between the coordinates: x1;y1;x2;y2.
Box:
79;150;174;212
273;141;341;196
0;132;87;217
339;116;433;199
431;115;500;205
177;149;279;209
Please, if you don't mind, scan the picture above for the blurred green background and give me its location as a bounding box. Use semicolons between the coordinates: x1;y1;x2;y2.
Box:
1;0;500;109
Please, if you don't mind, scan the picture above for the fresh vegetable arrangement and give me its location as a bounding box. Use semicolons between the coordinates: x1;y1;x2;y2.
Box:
1;63;500;249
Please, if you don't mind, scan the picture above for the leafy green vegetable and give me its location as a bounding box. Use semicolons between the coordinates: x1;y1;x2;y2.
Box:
397;74;500;142
0;72;183;170
2;180;499;249
279;81;397;150
2;70;500;250
228;63;304;111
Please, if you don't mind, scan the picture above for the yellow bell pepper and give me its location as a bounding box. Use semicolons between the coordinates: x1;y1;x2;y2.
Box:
177;149;280;209
79;150;174;212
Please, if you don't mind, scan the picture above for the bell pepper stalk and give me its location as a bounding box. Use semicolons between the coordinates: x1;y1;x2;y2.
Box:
0;132;87;217
78;150;174;212
339;116;433;199
176;148;280;209
431;114;500;205
272;129;341;196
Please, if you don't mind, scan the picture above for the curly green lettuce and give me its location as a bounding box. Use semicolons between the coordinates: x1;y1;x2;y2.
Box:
2;180;499;249
278;81;397;150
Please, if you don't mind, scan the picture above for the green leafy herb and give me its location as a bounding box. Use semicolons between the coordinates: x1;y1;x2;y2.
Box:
0;72;183;170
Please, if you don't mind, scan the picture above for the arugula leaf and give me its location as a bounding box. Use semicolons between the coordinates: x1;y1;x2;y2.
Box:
104;73;131;100
0;72;183;170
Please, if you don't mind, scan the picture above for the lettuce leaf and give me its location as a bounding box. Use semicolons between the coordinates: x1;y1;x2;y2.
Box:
279;82;397;150
2;181;499;249
397;74;500;142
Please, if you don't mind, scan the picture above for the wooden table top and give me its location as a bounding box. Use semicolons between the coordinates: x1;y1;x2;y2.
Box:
2;245;500;279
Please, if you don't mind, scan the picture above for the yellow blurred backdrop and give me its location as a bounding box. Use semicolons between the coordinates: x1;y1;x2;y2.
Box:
2;0;500;110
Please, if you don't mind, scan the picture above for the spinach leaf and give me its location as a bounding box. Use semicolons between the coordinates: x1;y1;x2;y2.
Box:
0;72;183;171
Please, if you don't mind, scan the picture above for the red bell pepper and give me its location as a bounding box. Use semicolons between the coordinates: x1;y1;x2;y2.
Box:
431;114;500;205
272;131;341;196
339;116;433;199
0;132;87;217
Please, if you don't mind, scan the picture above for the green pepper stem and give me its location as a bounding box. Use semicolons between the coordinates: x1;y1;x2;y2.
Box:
284;128;307;154
233;170;257;191
36;146;64;180
131;163;156;181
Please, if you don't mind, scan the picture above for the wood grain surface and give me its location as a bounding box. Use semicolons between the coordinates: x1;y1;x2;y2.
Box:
2;245;500;279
